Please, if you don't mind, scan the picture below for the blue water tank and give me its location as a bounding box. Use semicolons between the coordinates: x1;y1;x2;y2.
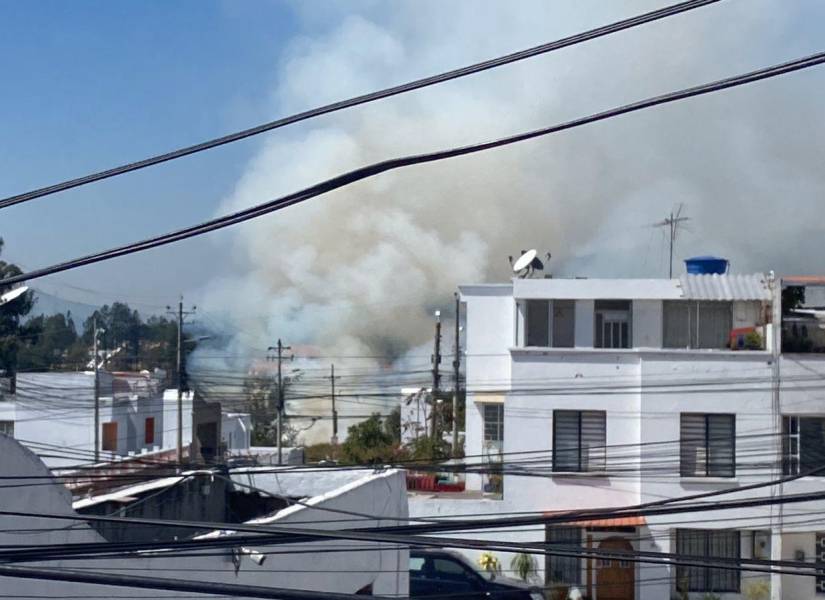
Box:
685;256;729;275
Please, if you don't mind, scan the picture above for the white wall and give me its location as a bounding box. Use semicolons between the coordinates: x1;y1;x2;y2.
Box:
422;284;825;597
162;389;193;451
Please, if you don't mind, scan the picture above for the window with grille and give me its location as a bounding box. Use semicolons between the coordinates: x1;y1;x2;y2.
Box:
663;301;733;349
816;533;825;594
594;300;631;349
483;404;503;452
102;422;118;452
676;529;740;592
783;416;825;476
0;420;13;437
546;526;581;585
553;410;606;472
680;413;735;477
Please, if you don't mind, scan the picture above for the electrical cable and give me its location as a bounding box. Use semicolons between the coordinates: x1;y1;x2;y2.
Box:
0;0;721;211
3;50;825;288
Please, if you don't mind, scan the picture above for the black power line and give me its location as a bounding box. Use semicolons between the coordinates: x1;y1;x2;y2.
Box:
0;0;721;211
2;49;824;289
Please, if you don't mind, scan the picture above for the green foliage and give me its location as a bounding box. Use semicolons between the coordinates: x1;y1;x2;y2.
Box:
384;405;401;443
744;330;763;350
244;372;301;446
0;238;34;375
509;552;538;582
304;442;336;462
341;413;397;464
702;594;721;600
405;434;451;461
16;312;80;370
743;580;770;600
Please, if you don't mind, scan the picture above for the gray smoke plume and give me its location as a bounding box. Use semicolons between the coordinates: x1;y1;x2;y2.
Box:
193;0;825;441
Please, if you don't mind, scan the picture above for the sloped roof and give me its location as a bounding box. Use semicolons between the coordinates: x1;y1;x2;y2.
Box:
678;273;771;301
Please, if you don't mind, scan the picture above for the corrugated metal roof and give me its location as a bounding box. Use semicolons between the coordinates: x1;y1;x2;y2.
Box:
678;273;771;301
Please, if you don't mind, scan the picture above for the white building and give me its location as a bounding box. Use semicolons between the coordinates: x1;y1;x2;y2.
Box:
409;272;825;600
0;371;237;468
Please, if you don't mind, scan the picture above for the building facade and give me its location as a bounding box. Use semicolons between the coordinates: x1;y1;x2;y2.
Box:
410;273;825;600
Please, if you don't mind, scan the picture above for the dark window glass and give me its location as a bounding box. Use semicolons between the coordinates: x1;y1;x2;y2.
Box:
526;300;549;347
546;527;581;585
676;529;740;592
552;300;575;348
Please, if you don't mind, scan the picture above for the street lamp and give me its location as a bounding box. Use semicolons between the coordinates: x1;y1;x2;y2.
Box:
0;286;28;308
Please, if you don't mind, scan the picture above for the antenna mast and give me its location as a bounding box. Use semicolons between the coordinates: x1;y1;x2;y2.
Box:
654;204;690;278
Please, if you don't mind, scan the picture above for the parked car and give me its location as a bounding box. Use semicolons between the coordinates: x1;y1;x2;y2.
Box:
410;548;545;600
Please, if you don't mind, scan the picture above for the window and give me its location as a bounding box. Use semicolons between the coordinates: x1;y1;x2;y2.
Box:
783;416;825;476
483;404;503;452
663;301;733;349
144;417;155;445
102;422;118;452
546;526;581;585
676;529;740;592
0;420;13;437
595;300;631;348
553;410;606;472
409;557;426;576
553;300;575;348
680;414;735;477
526;300;549;347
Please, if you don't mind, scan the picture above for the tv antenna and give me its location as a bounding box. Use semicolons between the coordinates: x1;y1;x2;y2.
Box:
653;204;690;278
509;249;550;278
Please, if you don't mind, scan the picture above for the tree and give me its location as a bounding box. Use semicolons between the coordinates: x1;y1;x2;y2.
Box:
82;302;142;370
384;405;401;443
243;370;301;446
17;312;79;370
341;414;397;464
0;238;34;377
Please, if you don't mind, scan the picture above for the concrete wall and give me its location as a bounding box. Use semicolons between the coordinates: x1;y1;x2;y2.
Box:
417;284;825;599
0;435;408;597
221;412;251;451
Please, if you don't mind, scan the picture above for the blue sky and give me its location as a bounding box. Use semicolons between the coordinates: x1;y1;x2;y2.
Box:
0;0;304;311
2;0;825;330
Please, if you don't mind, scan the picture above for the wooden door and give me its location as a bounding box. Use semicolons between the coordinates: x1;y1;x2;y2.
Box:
596;537;634;600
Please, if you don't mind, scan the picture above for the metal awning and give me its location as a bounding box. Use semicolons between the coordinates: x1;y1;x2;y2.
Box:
678;273;771;301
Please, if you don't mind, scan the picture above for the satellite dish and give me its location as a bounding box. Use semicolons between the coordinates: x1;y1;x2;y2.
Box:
512;249;537;273
0;286;28;307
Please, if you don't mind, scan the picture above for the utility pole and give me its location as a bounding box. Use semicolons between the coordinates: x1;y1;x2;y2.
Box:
167;296;195;468
653;204;690;278
452;294;461;457
268;339;291;466
93;315;100;463
431;310;442;439
329;364;339;446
